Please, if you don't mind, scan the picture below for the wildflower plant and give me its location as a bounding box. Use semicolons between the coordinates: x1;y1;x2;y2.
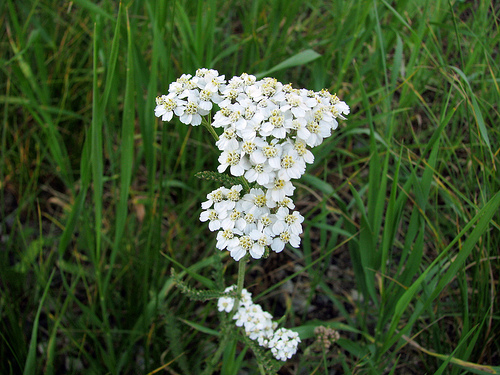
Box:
155;68;349;372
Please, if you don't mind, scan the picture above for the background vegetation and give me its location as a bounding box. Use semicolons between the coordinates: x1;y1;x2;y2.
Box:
1;0;499;373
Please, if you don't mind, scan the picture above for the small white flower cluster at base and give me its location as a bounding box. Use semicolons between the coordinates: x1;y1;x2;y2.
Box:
218;286;301;361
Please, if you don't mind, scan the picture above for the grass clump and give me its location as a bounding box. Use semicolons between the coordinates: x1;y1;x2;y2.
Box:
1;0;499;374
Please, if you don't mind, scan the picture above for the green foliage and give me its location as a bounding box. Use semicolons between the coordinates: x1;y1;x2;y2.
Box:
1;0;499;374
171;268;225;301
195;171;243;187
164;311;192;375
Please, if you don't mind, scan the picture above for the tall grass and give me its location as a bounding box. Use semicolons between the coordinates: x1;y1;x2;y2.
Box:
1;0;499;374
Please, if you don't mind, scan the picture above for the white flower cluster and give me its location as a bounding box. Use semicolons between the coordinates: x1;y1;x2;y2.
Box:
200;184;304;261
155;68;349;181
155;69;225;126
155;69;349;261
218;286;301;361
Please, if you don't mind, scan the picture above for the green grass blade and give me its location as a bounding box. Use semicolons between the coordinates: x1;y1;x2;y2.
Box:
449;66;494;168
255;49;322;79
91;21;104;261
112;7;135;258
384;189;500;351
71;0;114;21
23;270;55;375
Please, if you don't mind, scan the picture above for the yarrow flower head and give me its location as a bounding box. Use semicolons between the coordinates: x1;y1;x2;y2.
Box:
200;185;304;260
154;69;227;126
218;286;301;361
156;69;349;261
156;70;348;368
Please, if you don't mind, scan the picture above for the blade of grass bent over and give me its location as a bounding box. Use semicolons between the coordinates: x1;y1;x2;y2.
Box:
255;49;322;79
449;66;495;170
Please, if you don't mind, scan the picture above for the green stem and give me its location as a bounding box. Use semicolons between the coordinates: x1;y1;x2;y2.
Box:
199;115;252;374
231;254;248;315
239;176;251;193
203;256;248;375
202;320;232;375
202;117;219;141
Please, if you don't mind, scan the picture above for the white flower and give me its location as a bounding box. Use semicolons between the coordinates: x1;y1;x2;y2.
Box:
242;211;258;234
201;186;229;210
160;70;349;266
216;228;240;250
277;148;305;181
199;208;225;231
260;77;280;98
168;73;193;95
302;117;329;146
239;72;257;86
221;207;245;231
239;113;264;140
218;295;234;313
198;88;220;111
154;93;179;121
212;107;233;128
200;208;227;232
226;184;243;203
240;288;254;307
314;105;336;130
215;127;239;151
249;228;271;257
218;150;250;176
244;163;275;186
218;285;252;312
270;228;301;252
272;207;304;236
265;178;295;204
293;139;314;164
240;140;258;158
287;117;310;140
240;188;268;211
174;97;205;126
229;235;253;261
256;97;278;119
257;213;274;229
251;141;282;170
194;68;226;93
218;286;301;361
260;108;292;139
249;242;265;259
275;197;295;209
268;328;301;361
335;100;350;118
280;90;312;119
226;103;248;130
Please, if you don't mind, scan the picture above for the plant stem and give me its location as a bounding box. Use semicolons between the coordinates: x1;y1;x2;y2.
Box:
199;116;252;373
231;254;248;315
203;256;248;375
201;320;232;375
202;117;219;141
239;176;251;193
258;363;266;374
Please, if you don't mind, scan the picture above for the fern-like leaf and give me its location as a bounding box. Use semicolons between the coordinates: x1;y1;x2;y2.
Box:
171;268;226;301
195;171;242;186
240;332;283;373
